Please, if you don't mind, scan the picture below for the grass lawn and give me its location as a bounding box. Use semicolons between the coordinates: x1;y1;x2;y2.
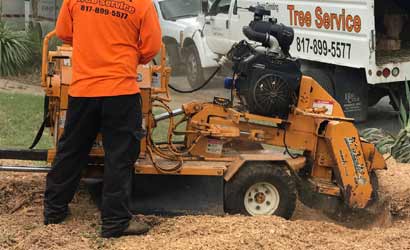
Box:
0;92;52;149
0;91;182;149
152;111;185;143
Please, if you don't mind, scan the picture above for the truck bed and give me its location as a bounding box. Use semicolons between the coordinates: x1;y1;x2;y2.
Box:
377;42;410;65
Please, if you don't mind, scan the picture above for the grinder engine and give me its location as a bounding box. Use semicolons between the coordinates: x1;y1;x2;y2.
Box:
228;6;301;119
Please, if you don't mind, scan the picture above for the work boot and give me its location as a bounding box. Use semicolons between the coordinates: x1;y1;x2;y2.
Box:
44;209;71;225
122;220;150;236
101;220;150;238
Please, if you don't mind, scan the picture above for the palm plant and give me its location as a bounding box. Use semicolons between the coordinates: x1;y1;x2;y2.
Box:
361;128;396;154
390;81;410;163
0;22;32;76
361;81;410;163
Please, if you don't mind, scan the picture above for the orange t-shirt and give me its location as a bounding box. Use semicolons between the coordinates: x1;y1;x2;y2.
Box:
56;0;162;97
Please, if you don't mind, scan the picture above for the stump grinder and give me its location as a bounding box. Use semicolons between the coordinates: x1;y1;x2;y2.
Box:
0;6;387;219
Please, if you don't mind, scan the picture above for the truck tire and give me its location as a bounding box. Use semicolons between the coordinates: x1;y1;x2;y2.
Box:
304;69;336;96
224;162;297;219
165;43;182;75
185;44;205;89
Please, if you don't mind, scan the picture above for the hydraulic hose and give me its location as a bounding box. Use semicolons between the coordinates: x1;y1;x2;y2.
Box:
168;66;221;93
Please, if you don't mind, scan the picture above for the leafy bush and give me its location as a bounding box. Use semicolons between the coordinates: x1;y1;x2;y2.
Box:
26;24;43;70
23;23;63;73
0;22;32;76
391;81;410;163
361;81;410;163
361;128;395;154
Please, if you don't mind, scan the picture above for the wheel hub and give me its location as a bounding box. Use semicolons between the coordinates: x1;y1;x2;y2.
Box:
255;192;266;204
244;182;280;216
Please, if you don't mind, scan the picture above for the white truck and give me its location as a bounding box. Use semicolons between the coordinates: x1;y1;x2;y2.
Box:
188;0;410;120
153;0;220;87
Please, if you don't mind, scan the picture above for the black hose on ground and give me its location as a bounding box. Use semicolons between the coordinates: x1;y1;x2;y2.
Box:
168;66;221;94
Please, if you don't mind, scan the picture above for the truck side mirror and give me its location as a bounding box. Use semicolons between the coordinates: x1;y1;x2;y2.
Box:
202;0;209;15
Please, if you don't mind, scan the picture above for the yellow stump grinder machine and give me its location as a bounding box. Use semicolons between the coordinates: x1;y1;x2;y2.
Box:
0;6;386;219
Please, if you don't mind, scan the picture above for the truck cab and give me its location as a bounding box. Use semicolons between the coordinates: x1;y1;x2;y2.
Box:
153;0;219;88
198;0;410;121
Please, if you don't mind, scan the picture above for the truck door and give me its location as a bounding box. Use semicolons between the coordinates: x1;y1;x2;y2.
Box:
204;0;234;54
228;0;254;42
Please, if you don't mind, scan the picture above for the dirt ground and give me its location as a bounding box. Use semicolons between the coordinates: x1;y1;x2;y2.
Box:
0;158;409;250
0;78;408;249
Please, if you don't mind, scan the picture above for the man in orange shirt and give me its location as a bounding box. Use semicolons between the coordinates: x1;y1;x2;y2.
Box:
43;0;161;238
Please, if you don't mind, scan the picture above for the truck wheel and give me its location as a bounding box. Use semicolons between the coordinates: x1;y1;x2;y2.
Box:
185;45;205;89
224;162;297;219
165;43;181;75
304;69;335;96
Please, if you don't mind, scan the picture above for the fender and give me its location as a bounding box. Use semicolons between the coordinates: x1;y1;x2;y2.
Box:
182;28;220;69
224;153;306;181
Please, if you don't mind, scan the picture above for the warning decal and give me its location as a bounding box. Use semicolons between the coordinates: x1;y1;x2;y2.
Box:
313;100;334;115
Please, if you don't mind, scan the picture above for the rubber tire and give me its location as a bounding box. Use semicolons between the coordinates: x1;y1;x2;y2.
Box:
224;162;297;219
185;44;205;89
165;43;182;76
304;69;335;96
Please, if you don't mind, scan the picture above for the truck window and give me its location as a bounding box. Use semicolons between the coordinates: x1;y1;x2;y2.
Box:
159;0;201;21
210;0;231;14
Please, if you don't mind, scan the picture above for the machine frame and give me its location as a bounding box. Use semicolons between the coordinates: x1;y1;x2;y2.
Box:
0;31;386;218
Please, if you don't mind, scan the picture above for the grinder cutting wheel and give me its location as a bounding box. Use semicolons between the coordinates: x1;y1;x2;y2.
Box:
0;5;388;224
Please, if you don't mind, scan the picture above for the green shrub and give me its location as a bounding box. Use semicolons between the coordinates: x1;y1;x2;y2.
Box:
26;24;43;70
362;81;410;163
391;81;410;163
24;24;63;73
360;128;395;154
0;22;32;76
